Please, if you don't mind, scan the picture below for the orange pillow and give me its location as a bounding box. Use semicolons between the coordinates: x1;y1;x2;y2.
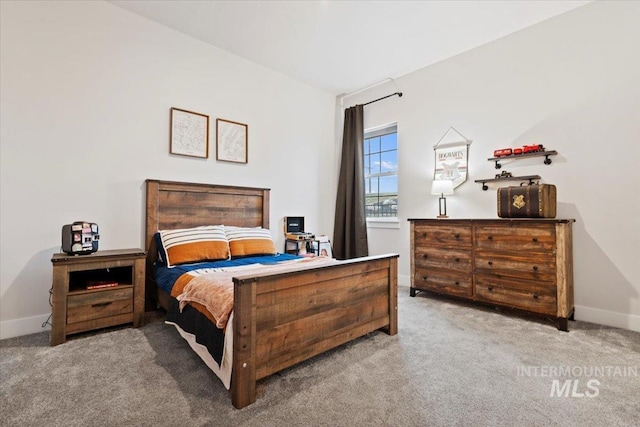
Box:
158;226;230;267
225;226;276;258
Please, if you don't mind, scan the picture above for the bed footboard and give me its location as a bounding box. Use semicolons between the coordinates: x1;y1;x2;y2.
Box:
231;253;398;409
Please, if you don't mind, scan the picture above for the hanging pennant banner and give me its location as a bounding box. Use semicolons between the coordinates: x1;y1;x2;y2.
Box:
433;127;471;189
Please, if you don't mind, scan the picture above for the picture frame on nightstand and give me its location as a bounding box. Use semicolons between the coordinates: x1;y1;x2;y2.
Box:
315;241;333;258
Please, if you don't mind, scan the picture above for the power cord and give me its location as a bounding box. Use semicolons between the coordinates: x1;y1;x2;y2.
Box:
41;286;53;328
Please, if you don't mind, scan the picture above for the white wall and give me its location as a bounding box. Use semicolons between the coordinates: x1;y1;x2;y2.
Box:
0;1;337;338
351;1;640;331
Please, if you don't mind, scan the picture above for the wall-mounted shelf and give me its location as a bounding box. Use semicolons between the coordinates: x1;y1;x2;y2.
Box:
489;150;558;169
474;175;541;191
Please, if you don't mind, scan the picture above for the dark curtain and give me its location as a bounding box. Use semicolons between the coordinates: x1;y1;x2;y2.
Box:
333;105;368;260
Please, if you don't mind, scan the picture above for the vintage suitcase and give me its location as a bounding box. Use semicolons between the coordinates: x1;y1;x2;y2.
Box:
497;184;557;218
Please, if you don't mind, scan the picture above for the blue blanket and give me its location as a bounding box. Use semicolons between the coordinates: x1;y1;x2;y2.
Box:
153;253;302;294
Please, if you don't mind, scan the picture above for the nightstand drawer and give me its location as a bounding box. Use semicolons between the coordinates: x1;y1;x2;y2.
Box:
67;287;133;324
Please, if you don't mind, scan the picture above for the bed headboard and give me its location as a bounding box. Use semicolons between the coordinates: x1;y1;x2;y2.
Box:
145;179;270;251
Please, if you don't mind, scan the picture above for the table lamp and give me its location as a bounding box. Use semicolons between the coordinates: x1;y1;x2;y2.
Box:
431;180;454;218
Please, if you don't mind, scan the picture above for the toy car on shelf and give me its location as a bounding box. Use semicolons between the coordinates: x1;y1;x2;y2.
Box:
495;171;513;179
493;148;512;157
523;144;545;154
494;144;545;157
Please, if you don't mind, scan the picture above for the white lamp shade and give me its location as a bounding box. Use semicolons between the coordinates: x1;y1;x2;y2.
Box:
431;180;454;196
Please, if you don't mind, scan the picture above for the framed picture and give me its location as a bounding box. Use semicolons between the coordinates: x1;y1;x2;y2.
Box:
318;241;333;258
170;107;209;158
216;118;248;163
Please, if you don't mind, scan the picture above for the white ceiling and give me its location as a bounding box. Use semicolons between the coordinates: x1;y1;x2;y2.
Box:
108;0;591;95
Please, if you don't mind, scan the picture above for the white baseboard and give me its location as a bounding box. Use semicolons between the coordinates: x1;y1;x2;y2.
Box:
398;273;411;287
0;314;51;340
574;305;640;333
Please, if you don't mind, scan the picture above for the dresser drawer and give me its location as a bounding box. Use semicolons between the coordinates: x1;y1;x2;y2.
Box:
475;276;557;315
414;247;472;273
414;267;472;297
67;287;134;324
414;223;472;248
474;252;556;282
475;225;555;252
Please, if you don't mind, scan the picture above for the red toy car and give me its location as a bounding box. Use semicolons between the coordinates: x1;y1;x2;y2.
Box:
523;144;545;154
493;148;513;157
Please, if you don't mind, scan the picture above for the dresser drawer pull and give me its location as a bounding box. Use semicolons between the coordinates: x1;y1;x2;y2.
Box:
422;276;428;281
422;232;427;238
422;254;428;259
487;236;493;240
455;258;460;262
532;237;538;242
454;281;459;286
533;293;539;299
91;302;112;308
532;266;538;271
454;233;460;239
488;286;494;291
488;261;493;266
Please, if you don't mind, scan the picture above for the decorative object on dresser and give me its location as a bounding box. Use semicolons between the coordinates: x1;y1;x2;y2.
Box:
430;180;454;218
497;184;557;218
170;107;209;159
50;249;146;345
408;218;574;331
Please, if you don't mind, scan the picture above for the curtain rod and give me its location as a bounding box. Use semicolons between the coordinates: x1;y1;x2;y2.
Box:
361;91;403;106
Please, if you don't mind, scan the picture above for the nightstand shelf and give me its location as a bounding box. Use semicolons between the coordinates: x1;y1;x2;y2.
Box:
50;248;146;345
285;239;314;255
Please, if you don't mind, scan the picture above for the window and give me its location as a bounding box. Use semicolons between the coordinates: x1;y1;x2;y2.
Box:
364;124;397;219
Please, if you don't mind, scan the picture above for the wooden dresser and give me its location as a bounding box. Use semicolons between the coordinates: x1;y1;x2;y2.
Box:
408;219;574;331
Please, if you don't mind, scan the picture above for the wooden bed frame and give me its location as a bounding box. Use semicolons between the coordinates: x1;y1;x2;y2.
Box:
144;179;398;409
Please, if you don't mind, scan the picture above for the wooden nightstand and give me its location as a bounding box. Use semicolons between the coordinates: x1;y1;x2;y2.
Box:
50;248;146;346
